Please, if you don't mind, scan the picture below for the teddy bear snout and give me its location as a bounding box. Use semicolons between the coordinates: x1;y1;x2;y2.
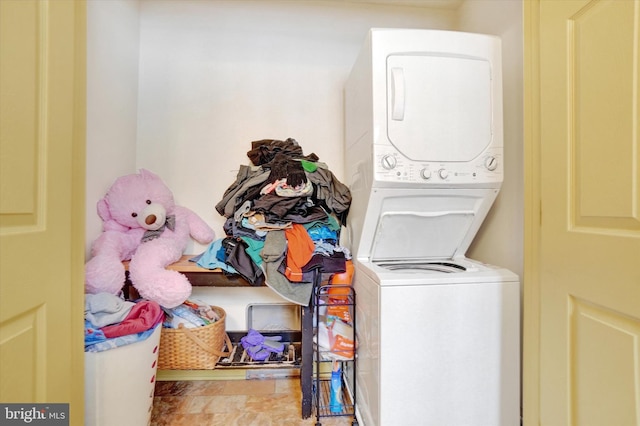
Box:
136;203;167;231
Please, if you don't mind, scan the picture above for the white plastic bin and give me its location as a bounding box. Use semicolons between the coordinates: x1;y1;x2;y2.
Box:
85;324;162;426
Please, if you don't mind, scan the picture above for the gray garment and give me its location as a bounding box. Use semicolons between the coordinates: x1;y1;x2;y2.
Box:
234;200;253;222
216;162;351;222
306;167;352;218
215;165;270;218
85;293;135;327
260;230;313;306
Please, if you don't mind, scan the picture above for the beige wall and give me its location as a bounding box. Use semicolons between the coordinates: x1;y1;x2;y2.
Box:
458;0;524;279
85;0;140;257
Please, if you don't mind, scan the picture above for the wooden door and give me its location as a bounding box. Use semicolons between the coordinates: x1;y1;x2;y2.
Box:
524;0;640;424
0;0;85;422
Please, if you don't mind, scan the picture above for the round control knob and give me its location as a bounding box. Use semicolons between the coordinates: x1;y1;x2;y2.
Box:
485;156;498;171
420;169;432;180
438;168;449;180
381;155;397;170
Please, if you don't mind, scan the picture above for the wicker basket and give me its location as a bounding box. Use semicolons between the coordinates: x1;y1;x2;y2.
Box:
158;305;232;370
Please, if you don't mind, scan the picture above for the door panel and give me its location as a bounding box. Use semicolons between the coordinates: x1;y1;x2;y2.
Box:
569;298;639;426
386;55;492;161
532;0;640;424
569;0;640;232
0;0;85;421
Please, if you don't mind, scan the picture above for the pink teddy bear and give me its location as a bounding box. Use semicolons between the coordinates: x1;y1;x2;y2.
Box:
85;169;215;308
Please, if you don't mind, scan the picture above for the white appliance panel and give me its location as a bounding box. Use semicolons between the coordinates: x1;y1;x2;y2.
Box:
364;28;504;187
350;187;499;262
369;189;497;261
353;264;520;426
358;257;520;286
387;54;493;162
371;143;504;186
371;209;474;260
352;271;381;426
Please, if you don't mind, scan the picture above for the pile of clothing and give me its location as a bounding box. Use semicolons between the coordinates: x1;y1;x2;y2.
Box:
84;293;164;352
193;138;352;305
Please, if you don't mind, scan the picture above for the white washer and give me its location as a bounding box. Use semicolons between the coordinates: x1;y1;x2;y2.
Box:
344;29;520;425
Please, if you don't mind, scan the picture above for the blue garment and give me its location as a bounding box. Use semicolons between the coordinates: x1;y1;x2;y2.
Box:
84;320;107;346
192;239;239;273
313;240;338;256
223;216;267;241
85;324;160;353
305;225;337;242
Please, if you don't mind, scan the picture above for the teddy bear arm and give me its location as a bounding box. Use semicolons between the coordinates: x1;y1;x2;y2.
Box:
91;230;142;260
175;206;215;244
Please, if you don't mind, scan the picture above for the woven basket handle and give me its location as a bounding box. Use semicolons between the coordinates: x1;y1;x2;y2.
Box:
177;324;232;358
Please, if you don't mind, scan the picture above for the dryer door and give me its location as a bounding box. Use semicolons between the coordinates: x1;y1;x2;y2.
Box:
386;54;493;162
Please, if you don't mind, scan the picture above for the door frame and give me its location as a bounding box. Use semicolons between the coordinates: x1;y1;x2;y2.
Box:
523;0;542;424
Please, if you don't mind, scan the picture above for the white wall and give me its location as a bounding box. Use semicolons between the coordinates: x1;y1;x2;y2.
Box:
85;0;141;258
457;0;524;280
135;0;456;254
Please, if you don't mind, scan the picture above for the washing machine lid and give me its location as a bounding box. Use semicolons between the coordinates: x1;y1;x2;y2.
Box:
386;53;493;162
371;210;474;261
364;188;498;262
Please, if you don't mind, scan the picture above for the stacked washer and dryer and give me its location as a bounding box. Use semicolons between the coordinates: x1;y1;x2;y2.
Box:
344;29;520;425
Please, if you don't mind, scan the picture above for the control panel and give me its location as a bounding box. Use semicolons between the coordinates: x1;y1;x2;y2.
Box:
373;144;503;184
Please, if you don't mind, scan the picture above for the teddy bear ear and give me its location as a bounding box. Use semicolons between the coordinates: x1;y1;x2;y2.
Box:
139;168;159;180
96;198;112;222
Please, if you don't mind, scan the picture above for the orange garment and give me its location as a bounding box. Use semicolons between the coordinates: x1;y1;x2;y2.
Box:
284;224;315;282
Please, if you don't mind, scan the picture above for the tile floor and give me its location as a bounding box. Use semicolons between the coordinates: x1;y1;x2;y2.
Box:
151;378;356;425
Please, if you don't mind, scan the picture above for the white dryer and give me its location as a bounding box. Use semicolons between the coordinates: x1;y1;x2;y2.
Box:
344;29;520;426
